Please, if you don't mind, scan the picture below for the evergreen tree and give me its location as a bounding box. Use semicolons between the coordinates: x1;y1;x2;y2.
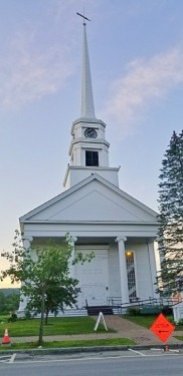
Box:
157;130;183;296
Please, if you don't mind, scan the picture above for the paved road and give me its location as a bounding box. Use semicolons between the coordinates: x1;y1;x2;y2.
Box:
0;351;183;375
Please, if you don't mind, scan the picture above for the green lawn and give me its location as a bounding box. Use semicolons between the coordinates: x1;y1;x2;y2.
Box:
174;336;183;341
0;337;136;351
124;314;174;329
0;316;114;337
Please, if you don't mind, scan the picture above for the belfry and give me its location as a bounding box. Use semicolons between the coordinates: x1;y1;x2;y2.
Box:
18;20;159;314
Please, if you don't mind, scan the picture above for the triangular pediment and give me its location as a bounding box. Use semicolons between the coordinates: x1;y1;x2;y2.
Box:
20;174;157;224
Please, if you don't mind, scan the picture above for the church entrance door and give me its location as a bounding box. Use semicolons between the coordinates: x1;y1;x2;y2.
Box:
76;249;109;307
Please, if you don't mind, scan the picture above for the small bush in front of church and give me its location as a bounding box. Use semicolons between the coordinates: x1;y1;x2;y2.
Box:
127;307;141;316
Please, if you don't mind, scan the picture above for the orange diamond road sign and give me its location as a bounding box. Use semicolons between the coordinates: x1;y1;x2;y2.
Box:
150;313;175;343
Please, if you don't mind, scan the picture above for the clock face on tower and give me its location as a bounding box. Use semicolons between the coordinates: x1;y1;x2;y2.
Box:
84;128;97;138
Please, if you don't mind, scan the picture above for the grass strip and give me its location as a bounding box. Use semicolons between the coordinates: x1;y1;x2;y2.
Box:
123;315;174;329
174;336;183;341
0;337;136;350
123;315;157;328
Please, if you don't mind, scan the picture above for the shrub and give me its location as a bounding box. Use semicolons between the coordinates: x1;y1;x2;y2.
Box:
161;306;173;315
127;307;141;316
8;312;17;322
140;305;162;315
176;319;183;326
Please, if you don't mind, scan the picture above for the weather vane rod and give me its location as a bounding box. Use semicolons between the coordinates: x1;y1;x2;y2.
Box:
76;12;91;24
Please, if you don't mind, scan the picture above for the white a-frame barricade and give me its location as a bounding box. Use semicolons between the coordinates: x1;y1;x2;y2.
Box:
94;311;108;332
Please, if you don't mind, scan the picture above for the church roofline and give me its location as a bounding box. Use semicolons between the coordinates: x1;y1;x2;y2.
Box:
63;165;120;187
20;172;158;224
21;219;158;227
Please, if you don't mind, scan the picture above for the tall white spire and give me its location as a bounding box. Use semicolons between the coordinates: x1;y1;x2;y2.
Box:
64;16;120;189
80;23;96;119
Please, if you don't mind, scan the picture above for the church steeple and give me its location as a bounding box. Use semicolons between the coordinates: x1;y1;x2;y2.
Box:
63;16;120;189
80;22;95;119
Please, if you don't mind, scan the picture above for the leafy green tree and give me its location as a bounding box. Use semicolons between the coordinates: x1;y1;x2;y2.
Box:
25;274;79;325
0;290;19;314
157;130;183;296
1;231;91;345
5;292;20;313
0;292;6;314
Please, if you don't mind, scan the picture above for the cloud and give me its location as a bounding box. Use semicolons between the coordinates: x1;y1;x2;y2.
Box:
0;29;73;110
0;0;100;110
104;47;183;136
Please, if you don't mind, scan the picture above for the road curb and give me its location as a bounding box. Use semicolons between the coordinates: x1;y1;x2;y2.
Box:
0;343;183;356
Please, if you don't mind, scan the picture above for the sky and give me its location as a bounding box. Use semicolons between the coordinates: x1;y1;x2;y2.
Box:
0;0;183;287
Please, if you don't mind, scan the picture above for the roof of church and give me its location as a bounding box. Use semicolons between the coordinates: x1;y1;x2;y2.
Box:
20;173;158;225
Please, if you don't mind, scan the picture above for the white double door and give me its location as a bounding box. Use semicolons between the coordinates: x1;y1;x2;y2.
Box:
75;248;109;307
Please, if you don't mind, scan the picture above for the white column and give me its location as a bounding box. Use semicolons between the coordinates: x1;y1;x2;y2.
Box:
69;236;78;278
116;236;129;304
147;240;159;298
17;236;33;315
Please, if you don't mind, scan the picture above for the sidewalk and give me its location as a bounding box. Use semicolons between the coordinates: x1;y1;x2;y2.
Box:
11;316;183;346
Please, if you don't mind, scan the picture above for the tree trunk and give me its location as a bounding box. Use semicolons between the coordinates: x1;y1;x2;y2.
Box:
45;308;49;325
38;289;45;346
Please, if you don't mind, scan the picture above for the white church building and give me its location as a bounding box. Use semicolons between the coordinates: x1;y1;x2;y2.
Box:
19;22;159;313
